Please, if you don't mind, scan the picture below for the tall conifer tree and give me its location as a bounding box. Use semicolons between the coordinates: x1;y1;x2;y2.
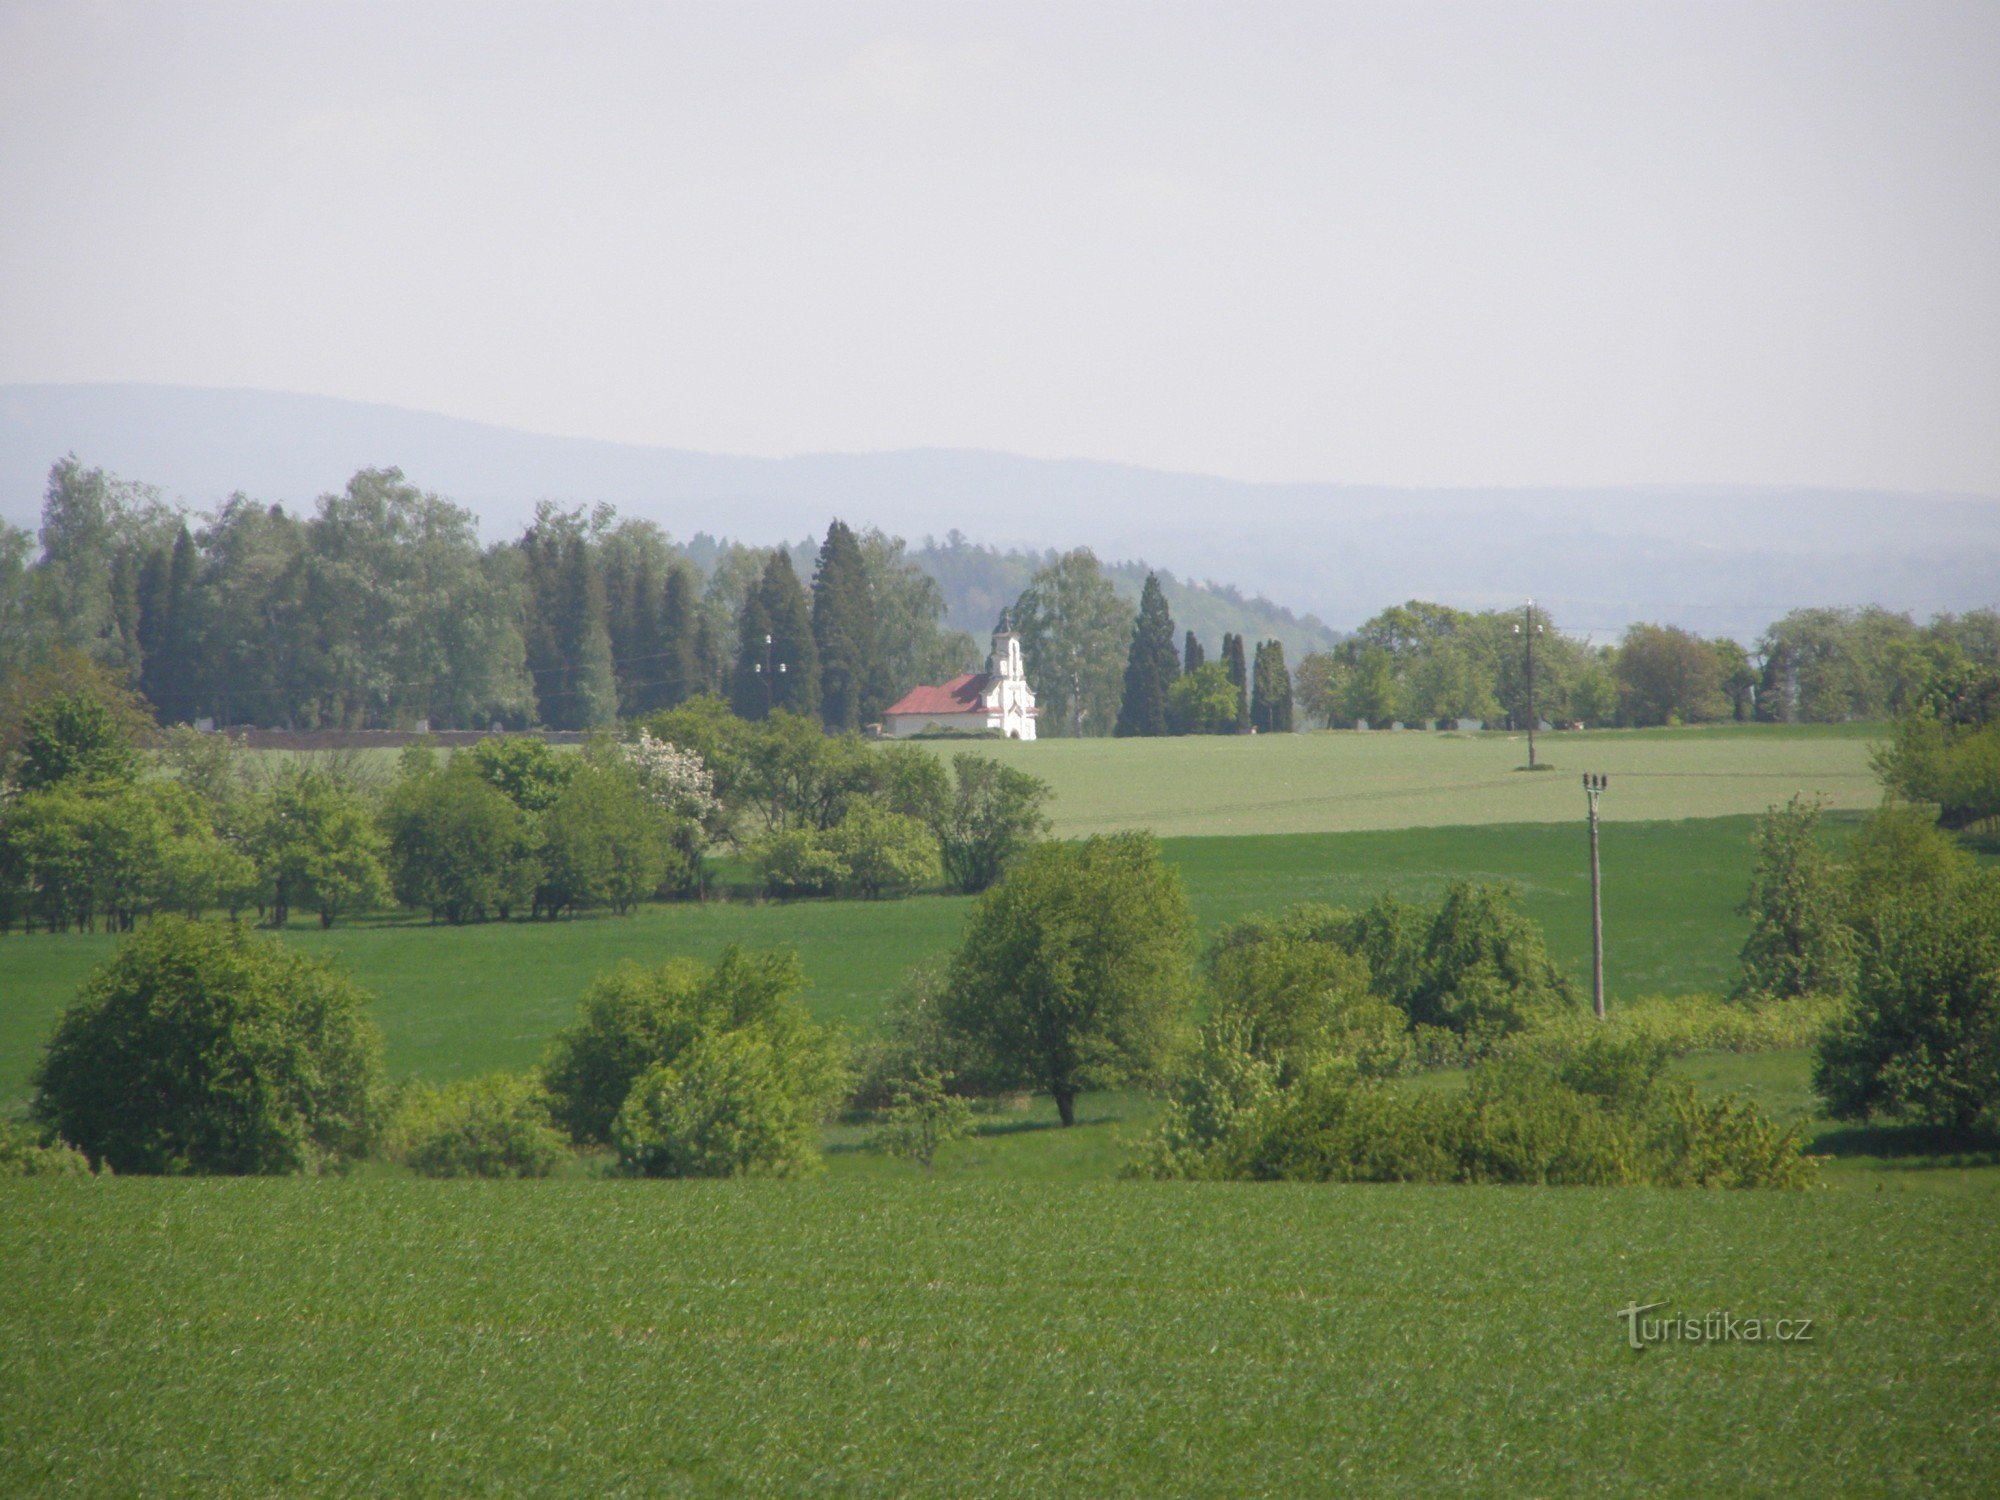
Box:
1183;630;1205;675
1252;639;1295;733
1115;573;1179;737
1223;632;1251;733
811;520;876;731
735;551;818;718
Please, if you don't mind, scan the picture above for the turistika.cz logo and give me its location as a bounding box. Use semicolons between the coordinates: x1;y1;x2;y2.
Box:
1616;1301;1815;1350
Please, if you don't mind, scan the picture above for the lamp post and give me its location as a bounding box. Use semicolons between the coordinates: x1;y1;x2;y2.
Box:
1583;772;1607;1019
752;632;787;715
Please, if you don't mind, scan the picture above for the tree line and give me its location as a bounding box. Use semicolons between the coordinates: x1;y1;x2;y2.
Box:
0;656;1051;935
4;456;1994;741
1292;599;2000;731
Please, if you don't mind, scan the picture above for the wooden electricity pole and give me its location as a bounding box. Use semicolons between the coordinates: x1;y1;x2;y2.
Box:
1516;600;1541;768
1584;772;1607;1019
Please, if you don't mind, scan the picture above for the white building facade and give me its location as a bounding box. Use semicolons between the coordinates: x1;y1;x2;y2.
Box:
882;618;1038;740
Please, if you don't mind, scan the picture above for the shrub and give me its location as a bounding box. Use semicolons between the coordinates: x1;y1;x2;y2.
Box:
867;1067;974;1169
612;1031;822;1178
848;963;969;1113
0;1118;97;1177
33;919;386;1174
1518;992;1844;1060
751;826;849;898
385;1073;569;1178
541;946;845;1147
934;754;1050;894
1206;907;1412;1081
1733;796;1855;1001
1138;1035;1816;1189
827;802;940;898
1815;854;2000;1134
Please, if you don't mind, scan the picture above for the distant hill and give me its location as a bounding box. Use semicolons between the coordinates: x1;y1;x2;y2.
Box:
4;382;1996;642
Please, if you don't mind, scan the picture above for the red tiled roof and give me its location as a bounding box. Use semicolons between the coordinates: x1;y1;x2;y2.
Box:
884;673;993;718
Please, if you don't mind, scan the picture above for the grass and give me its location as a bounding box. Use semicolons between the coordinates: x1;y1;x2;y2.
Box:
0;817;1783;1105
925;722;1884;837
2;1177;1994;1496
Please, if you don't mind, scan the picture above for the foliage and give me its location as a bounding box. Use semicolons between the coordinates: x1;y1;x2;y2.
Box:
933;753;1051;894
1012;548;1135;738
1815;827;2000;1134
253;769;390;927
0;778;257;932
0;1116;97;1176
1616;622;1728;726
540;946;844;1147
827;802;941;898
1205;906;1410;1081
867;1066;973;1168
1251;639;1294;732
847;963;968;1113
32;919;384;1174
612;1031;824;1177
380;758;539;923
385;1072;569;1178
1520;991;1844;1059
0;649;151;793
733;550;819;720
1151;1036;1815;1188
942;833;1197;1124
1167;662;1242;735
1733;795;1855;1000
463;735;577;812
811;520;882;732
536;755;670;916
1115;572;1179;737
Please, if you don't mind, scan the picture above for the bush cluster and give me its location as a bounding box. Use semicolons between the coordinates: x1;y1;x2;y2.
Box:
1134;1036;1815;1189
384;1074;569;1179
541;945;848;1177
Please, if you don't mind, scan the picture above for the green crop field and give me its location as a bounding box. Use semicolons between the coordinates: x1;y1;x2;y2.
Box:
927;723;1883;837
3;1179;1994;1496
0;817;1787;1106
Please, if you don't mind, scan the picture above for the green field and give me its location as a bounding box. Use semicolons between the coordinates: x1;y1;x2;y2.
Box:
933;723;1883;837
0;817;1782;1106
4;1180;1993;1496
8;725;1995;1495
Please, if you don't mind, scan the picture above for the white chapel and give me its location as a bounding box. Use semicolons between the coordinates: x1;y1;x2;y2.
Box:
882;614;1039;740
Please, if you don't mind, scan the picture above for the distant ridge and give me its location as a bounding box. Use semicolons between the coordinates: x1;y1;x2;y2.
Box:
4;382;1996;639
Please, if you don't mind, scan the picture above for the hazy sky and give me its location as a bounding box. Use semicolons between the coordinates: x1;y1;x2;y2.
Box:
2;1;1996;492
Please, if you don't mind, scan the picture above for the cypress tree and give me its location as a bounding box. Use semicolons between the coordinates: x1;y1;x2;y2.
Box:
162;526;196;720
811;519;875;732
1115;573;1179;737
1252;640;1295;733
1223;632;1251;733
1183;630;1205;675
657;565;699;710
555;536;618;729
136;543;174;716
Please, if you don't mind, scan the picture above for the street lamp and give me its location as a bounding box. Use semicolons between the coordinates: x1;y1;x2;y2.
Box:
1583;772;1608;1019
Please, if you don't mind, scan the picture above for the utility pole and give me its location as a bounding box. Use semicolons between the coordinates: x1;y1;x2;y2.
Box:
1584;772;1607;1019
752;632;787;715
1514;600;1542;768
